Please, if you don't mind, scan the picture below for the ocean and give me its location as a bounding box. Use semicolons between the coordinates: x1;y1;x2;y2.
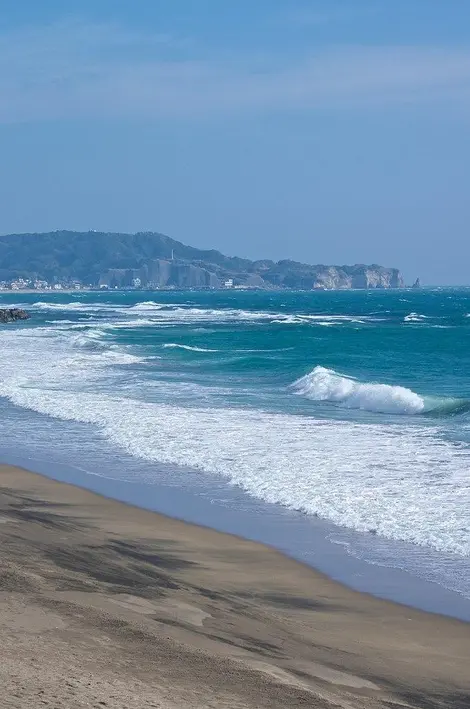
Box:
1;288;470;617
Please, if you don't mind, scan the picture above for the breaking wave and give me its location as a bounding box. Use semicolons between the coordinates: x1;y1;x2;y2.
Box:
293;367;470;416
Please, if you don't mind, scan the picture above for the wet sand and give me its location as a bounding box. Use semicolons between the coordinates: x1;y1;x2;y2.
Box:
1;464;469;708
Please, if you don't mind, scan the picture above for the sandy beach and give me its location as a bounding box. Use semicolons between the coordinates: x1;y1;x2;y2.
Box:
0;464;469;709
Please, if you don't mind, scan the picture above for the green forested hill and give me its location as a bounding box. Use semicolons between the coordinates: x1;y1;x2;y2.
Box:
0;230;251;283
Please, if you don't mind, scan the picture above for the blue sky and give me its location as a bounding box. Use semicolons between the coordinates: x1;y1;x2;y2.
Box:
1;1;470;283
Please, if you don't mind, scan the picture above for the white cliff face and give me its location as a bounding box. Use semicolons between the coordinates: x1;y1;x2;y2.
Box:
350;268;404;289
99;262;404;290
312;267;351;290
307;267;404;290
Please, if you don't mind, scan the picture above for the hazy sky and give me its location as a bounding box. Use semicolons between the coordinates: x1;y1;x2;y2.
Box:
1;1;470;284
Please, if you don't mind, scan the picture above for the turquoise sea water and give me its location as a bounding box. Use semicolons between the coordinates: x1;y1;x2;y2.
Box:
1;289;470;610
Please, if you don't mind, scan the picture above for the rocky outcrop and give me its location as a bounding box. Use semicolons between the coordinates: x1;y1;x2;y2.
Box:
412;278;421;289
0;308;29;323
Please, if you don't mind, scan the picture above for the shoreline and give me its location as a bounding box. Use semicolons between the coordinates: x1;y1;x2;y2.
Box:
5;458;461;624
1;463;470;708
2;439;470;623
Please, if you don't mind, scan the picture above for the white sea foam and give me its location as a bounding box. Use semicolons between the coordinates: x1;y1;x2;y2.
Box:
300;314;369;322
271;316;333;325
1;324;469;559
117;307;289;326
162;343;218;353
32;301;274;323
0;354;469;556
129;301;166;311
69;328;109;351
32;301;115;313
404;312;428;322
271;314;371;325
293;367;425;415
270;316;298;324
45;319;78;324
105;318;164;329
28;299;381;328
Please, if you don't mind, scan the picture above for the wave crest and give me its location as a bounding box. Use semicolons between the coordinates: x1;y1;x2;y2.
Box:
292;367;470;416
292;367;425;415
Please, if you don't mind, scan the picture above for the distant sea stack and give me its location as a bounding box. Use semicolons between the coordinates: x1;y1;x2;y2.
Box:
0;230;405;291
0;308;29;323
412;278;421;289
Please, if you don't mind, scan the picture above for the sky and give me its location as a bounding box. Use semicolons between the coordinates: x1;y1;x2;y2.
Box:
1;1;470;284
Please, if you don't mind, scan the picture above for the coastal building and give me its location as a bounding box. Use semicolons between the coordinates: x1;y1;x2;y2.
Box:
10;278;31;290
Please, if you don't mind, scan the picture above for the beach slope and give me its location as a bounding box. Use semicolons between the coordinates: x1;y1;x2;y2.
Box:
1;464;469;708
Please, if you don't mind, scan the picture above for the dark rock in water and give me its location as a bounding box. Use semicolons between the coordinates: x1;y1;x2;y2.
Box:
412;278;421;289
0;308;30;323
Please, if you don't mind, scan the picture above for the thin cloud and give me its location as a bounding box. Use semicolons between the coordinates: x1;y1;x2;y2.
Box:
1;21;470;122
